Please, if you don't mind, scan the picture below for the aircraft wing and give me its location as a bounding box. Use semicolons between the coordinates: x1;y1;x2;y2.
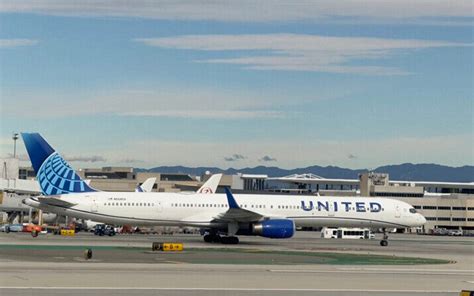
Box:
197;174;222;194
212;188;263;223
37;197;76;208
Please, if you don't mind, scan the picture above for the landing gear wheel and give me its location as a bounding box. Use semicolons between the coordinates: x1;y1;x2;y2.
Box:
221;236;239;244
380;228;389;247
203;234;213;243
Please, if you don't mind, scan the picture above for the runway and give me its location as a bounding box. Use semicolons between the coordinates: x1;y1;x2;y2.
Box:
0;231;472;296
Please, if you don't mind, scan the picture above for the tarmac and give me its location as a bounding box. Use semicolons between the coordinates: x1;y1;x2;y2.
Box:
0;231;472;296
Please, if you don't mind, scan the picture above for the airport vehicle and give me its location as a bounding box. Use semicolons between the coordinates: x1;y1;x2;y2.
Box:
432;228;449;236
1;223;23;233
321;227;375;239
0;223;42;236
93;224;116;236
448;229;463;236
21;133;426;246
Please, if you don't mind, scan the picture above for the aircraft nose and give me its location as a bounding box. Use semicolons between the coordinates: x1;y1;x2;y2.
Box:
418;214;426;225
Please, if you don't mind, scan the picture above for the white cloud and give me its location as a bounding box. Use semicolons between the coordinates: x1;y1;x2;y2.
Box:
120;110;283;120
1;1;472;25
64;155;106;162
1;88;291;119
0;39;38;48
136;34;469;75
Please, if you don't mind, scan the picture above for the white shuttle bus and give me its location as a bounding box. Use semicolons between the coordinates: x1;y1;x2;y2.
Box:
321;227;375;239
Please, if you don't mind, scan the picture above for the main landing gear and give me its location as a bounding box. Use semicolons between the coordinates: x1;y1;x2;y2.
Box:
203;233;239;244
380;228;389;247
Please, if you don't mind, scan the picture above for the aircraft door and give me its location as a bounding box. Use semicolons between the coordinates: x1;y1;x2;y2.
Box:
395;205;401;218
91;199;98;213
155;201;162;212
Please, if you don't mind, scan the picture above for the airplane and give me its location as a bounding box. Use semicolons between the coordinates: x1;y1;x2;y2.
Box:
21;133;426;246
136;174;222;194
135;178;156;192
197;174;222;194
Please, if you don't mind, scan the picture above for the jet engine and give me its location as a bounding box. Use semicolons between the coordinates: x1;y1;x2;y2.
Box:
252;219;295;238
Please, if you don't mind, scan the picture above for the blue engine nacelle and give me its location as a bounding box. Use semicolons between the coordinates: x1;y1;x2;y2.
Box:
252;219;295;239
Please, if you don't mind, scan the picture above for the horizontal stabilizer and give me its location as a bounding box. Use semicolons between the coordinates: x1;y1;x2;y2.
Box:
38;197;76;208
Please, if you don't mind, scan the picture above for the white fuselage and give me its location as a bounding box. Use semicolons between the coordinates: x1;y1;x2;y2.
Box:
26;192;426;230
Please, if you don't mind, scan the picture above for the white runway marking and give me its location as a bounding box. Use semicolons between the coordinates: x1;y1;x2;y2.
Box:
0;287;460;293
269;268;474;275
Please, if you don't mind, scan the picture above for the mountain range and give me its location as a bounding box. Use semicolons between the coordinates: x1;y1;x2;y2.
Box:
136;163;474;182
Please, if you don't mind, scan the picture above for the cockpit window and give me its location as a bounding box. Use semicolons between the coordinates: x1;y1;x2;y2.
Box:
409;208;417;214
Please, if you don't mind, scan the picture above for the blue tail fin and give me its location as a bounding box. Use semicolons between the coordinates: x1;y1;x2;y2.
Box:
21;133;97;195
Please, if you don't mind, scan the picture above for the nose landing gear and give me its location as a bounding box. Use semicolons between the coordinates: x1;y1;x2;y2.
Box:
380;228;389;246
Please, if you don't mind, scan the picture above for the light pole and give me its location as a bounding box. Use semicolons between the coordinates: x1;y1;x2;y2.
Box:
12;133;19;158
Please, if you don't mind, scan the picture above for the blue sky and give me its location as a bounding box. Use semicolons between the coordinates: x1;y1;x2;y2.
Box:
0;1;472;169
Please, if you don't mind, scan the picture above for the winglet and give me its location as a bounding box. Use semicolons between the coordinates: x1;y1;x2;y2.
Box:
224;187;240;209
